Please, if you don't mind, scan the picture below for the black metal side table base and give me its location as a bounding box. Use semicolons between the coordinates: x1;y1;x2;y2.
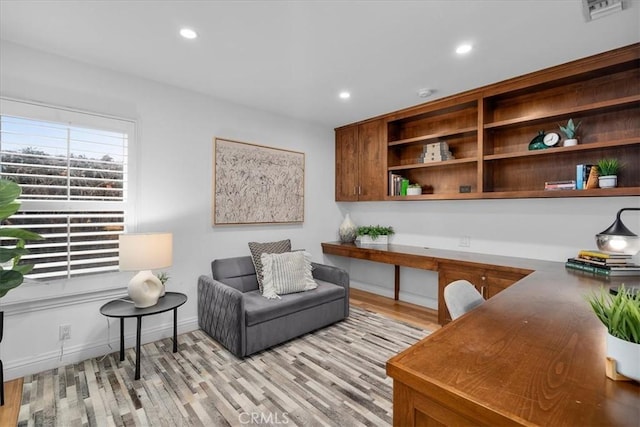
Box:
101;292;187;380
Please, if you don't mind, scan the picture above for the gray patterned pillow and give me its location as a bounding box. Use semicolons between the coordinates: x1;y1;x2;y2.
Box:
248;239;291;292
260;251;317;299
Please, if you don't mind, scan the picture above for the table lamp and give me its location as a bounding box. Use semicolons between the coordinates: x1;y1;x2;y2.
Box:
119;233;173;308
595;208;640;255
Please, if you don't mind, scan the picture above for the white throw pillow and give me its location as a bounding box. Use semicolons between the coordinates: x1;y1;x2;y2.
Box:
260;251;317;299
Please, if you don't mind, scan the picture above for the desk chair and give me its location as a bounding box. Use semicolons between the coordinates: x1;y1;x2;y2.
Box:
444;280;485;320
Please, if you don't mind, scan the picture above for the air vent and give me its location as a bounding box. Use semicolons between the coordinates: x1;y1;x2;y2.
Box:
583;0;624;21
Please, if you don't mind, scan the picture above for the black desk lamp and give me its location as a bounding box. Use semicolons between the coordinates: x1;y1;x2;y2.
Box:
596;208;640;255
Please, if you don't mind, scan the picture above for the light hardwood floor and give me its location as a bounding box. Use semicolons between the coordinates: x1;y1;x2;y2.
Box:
0;288;438;425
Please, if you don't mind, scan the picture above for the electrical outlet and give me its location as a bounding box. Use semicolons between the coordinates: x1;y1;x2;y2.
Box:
459;236;471;247
59;324;71;341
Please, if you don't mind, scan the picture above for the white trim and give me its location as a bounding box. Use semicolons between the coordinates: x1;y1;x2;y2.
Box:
3;316;200;381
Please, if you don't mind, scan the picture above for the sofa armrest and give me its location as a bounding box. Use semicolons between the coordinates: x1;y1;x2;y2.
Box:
311;262;350;317
197;275;246;357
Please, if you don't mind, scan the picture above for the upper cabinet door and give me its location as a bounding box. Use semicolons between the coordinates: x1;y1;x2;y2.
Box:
335;125;359;201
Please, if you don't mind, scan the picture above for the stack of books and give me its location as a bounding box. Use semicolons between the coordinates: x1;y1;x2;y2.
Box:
388;173;408;196
544;180;576;190
418;141;454;163
565;250;640;276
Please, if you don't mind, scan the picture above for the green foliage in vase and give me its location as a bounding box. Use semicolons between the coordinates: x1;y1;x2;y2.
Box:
596;158;621;176
558;118;581;139
408;183;422;188
0;179;44;298
585;285;640;344
357;225;394;240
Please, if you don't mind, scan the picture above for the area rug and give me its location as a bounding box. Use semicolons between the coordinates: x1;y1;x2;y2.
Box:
17;307;429;426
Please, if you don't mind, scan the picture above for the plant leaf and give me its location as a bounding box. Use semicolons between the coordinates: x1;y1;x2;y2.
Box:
0;269;24;298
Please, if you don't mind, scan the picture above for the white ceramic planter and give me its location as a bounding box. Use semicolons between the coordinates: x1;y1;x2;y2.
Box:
598;175;617;188
407;187;422;196
563;138;578;147
358;235;389;245
606;333;640;381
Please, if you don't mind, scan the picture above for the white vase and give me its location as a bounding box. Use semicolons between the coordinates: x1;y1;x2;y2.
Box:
563;138;578;147
598;175;617;188
338;213;358;243
407;187;422;196
606;333;640;381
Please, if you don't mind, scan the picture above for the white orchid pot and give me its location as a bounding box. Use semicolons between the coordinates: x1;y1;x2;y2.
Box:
606;333;640;381
598;175;617;188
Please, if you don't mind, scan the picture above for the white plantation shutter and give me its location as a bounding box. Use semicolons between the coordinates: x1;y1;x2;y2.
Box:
0;98;134;280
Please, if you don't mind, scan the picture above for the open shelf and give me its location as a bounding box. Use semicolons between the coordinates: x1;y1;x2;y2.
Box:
335;43;640;202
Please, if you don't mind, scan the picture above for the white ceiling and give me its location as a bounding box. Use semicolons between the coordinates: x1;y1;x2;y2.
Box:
1;0;639;128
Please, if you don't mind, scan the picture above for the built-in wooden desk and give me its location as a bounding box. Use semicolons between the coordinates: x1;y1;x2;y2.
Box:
321;242;549;324
322;242;640;425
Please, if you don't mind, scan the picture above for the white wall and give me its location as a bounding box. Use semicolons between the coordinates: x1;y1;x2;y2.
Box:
1;40;639;381
335;198;640;308
0;40;343;379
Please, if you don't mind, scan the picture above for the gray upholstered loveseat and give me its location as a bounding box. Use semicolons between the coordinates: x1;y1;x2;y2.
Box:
197;255;349;358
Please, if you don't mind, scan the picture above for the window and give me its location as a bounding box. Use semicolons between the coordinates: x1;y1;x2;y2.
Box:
0;98;134;280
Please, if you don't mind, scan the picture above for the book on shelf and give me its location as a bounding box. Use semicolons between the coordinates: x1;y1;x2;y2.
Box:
576;164;596;190
544;180;576;190
388;173;409;196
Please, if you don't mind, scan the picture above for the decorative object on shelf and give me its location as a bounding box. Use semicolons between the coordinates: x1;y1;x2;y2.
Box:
528;130;549;150
213;138;304;225
585;285;640;381
156;271;170;297
543;132;560;147
596;158;621;188
407;184;422;196
595;208;640;255
357;225;394;245
119;233;173;308
0;179;44;406
338;213;358;243
558;118;581;147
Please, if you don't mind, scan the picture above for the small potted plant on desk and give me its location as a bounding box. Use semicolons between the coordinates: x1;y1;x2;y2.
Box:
586;285;640;382
597;158;621;189
357;225;394;245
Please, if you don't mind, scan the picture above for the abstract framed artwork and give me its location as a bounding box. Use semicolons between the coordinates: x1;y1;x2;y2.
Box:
213;138;305;225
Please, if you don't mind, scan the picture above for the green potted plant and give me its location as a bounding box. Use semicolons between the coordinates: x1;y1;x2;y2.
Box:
407;183;422;196
585;285;640;381
558;118;581;146
0;179;43;298
0;178;43;406
357;225;394;245
156;271;170;297
596;158;621;189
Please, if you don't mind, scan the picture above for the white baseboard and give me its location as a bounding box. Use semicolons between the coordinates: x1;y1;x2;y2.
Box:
4;316;200;381
350;280;437;310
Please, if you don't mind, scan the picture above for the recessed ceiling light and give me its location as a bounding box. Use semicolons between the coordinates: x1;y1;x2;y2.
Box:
417;88;433;98
180;28;198;40
456;43;472;54
339;91;351;100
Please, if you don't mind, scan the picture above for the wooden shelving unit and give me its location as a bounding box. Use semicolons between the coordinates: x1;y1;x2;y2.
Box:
334;43;640;201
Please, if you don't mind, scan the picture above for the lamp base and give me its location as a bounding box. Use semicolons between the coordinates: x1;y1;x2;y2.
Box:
128;270;162;308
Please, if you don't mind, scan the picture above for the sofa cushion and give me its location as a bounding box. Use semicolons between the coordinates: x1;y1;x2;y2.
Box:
243;280;345;326
248;239;291;292
261;251;317;299
211;256;259;293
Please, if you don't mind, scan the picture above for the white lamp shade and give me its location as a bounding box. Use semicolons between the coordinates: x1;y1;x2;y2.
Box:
119;233;173;271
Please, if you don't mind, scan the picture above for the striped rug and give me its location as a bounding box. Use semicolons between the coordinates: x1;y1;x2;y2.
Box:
17;307;429;426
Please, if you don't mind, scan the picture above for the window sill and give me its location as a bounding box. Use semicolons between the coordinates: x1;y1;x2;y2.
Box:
0;272;130;315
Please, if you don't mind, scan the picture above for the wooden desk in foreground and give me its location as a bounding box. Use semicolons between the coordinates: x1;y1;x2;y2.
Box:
321;242;640;425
